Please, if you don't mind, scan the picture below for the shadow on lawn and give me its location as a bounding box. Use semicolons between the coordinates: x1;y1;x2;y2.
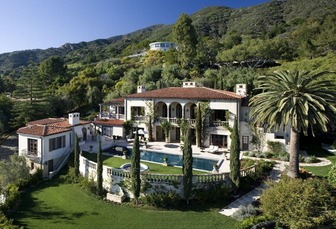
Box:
12;178;100;227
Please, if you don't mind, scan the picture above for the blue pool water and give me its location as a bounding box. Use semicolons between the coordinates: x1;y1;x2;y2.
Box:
140;150;217;171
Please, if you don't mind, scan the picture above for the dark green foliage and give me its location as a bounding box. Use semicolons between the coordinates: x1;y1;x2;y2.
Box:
266;140;283;154
260;177;336;229
183;128;193;204
172;13;198;69
144;191;182;209
230;117;240;189
193;183;232;207
0;183;20;214
0;212;22;229
123;120;133;137
131;127;141;204
327;163;336;187
74;134;80;179
195;103;202;147
96;137;103;196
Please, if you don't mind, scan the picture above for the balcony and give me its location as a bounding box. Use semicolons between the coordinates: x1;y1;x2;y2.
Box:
211;120;229;128
132;115;147;122
21;149;41;163
100;112;125;120
155;117;196;126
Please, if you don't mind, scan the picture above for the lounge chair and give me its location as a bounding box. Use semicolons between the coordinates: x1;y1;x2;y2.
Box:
204;145;215;152
209;146;219;153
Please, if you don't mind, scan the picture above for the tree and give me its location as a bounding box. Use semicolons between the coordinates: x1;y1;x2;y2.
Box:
250;124;266;153
195;103;202;147
145;101;155;141
96;137;103;196
249;70;336;178
74;134;80;179
0;154;30;186
172;13;198;69
229;117;240;190
123;120;133;138
38;56;68;92
131;127;141;204
160;120;171;143
260;177;336;229
183;128;193;204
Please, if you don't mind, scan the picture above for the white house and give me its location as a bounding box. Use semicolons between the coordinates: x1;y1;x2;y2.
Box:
96;82;291;151
17;113;91;178
149;42;176;51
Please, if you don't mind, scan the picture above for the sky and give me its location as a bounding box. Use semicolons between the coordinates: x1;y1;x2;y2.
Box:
0;0;270;54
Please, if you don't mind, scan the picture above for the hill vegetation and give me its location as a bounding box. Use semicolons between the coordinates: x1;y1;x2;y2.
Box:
0;0;335;133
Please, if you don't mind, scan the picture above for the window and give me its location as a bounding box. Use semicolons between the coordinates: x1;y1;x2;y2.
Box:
49;135;66;152
28;138;38;155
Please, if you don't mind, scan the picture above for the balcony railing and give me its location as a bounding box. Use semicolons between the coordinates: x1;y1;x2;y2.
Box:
155;117;196;126
100;112;125;120
132;115;147;121
21;149;40;162
211;120;229;128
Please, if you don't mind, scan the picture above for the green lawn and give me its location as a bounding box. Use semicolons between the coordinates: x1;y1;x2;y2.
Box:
82;151;207;175
302;141;336;177
12;179;238;229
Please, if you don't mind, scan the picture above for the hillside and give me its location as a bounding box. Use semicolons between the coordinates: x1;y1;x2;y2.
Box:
1;0;335;72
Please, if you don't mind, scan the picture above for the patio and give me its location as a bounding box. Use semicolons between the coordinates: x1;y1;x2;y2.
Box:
79;137;230;173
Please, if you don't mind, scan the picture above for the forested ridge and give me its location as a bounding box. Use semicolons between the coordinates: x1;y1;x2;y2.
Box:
0;0;335;133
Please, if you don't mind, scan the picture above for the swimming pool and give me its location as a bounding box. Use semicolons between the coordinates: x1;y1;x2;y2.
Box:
103;146;218;171
140;150;218;171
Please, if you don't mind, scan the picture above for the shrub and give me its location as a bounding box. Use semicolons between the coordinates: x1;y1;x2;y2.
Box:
1;183;20;214
239;215;271;229
144;191;182;209
193;183;232;207
248;151;256;157
262;152;273;159
60;167;78;184
0;212;21;229
232;204;260;221
327;163;336;187
260;177;336;229
278;151;289;161
29;168;43;185
267;141;283;154
304;156;319;163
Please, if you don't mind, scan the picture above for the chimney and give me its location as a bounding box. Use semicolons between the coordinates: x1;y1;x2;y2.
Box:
68;113;80;125
182;81;197;88
236;84;247;96
137;85;146;93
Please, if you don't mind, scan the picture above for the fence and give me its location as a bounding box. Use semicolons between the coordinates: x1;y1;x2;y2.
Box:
80;155;256;185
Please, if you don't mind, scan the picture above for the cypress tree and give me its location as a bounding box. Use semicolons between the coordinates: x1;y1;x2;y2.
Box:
97;137;103;196
172;13;198;69
183;128;193;204
131;127;141;204
195;103;202;147
74;134;80;180
230;117;240;190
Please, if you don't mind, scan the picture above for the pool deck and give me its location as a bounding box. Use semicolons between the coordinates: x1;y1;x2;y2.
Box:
80;137;230;173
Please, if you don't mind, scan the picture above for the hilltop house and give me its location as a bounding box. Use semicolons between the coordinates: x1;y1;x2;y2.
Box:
149;42;176;51
17;113;91;178
96;82;289;151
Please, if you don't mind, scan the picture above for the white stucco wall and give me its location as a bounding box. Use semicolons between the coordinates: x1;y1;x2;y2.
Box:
18;134;42;158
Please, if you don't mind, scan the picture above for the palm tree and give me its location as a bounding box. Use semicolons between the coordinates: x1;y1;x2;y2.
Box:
249;70;336;178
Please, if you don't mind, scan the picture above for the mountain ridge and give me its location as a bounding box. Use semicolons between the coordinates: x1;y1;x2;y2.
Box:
1;0;335;71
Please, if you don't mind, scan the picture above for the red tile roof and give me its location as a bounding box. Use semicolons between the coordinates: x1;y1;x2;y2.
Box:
17;118;90;137
93;119;124;126
17;125;72;136
125;87;244;100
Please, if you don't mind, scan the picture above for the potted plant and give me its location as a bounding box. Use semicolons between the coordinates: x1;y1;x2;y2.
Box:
163;156;169;166
122;150;128;159
212;163;219;173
